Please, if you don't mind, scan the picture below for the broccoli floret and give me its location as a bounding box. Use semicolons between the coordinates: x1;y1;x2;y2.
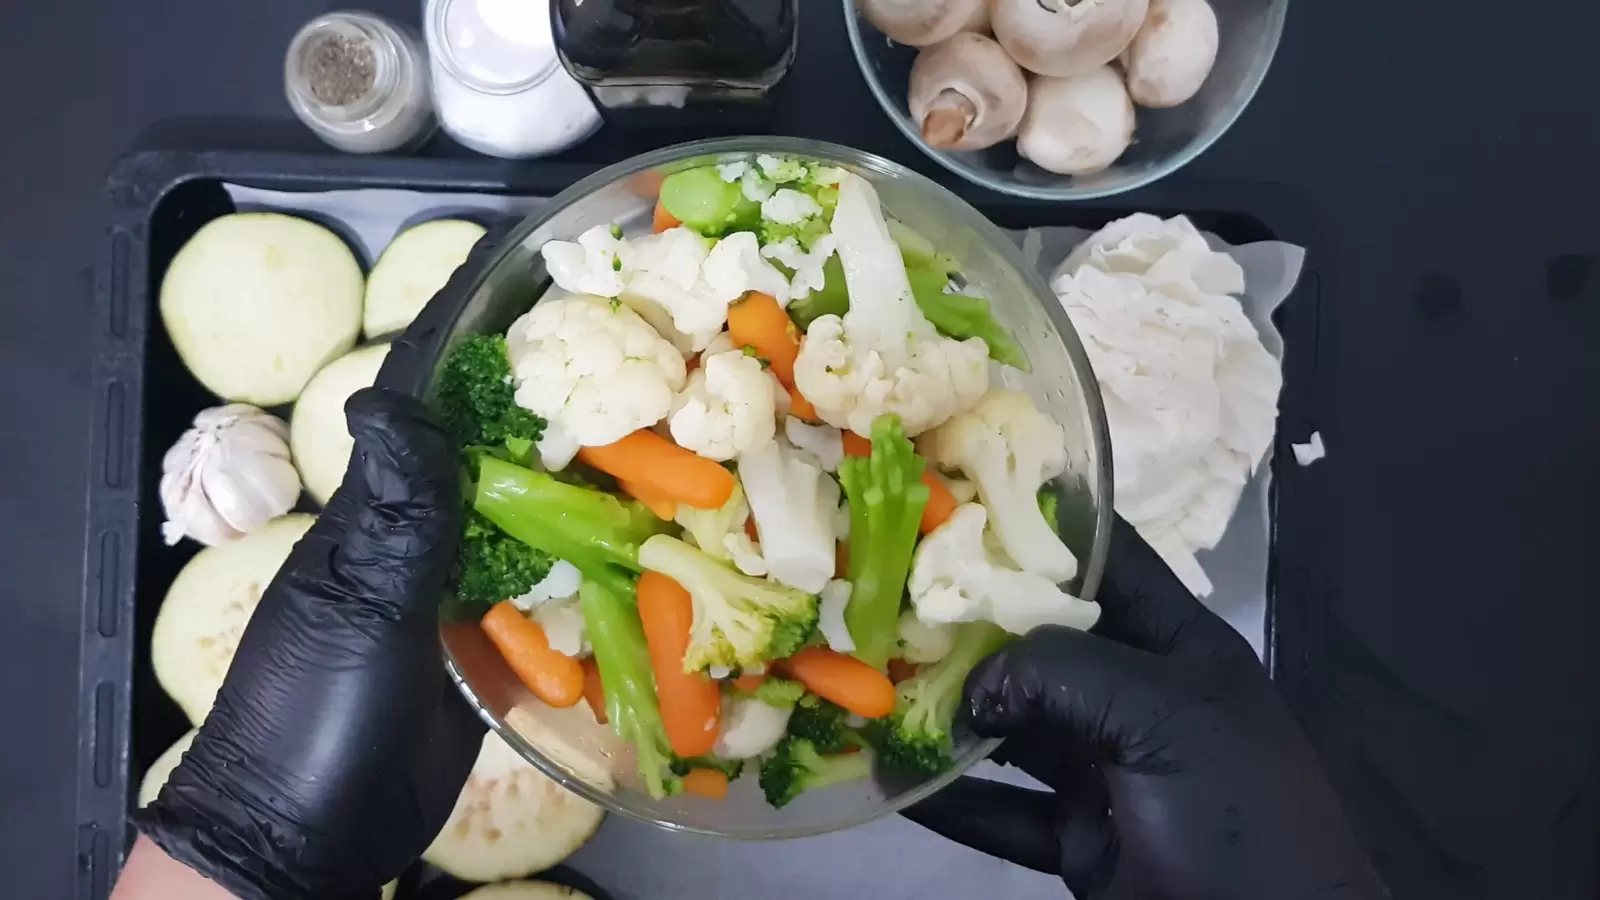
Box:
759;215;831;253
638;535;819;673
867;622;1010;776
671;754;746;781
474;456;665;574
452;513;553;615
838;415;929;668
746;676;806;709
581;577;682;799
1038;487;1060;536
786;695;867;755
758;737;874;809
435;334;545;448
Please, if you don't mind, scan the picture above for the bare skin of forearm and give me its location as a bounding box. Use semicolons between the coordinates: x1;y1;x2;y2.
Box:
112;836;234;900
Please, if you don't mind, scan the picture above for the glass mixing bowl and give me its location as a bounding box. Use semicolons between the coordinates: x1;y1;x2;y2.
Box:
382;137;1112;838
845;0;1289;200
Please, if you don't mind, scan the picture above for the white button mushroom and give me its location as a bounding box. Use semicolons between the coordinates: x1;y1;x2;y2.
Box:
1016;66;1136;176
992;0;1150;78
1121;0;1221;108
908;33;1029;151
861;0;988;47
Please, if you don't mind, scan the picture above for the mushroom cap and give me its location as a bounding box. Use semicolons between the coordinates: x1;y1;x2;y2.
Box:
992;0;1151;77
908;33;1029;151
1017;66;1136;176
1122;0;1220;108
862;0;987;47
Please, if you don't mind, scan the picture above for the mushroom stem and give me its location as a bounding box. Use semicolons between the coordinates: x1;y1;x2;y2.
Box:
920;90;979;148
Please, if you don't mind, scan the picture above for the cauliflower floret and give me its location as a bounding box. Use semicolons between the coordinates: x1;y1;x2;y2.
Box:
535;420;581;472
920;389;1078;582
910;504;1100;635
762;188;822;225
897;610;955;664
738;435;840;594
761;235;837;300
669;350;778;461
540;225;627;298
507;294;686;447
757;154;808;183
510;561;589;658
817;579;855;653
713;696;792;760
673;485;768;578
784;416;844;472
792;175;988;438
623;229;792;348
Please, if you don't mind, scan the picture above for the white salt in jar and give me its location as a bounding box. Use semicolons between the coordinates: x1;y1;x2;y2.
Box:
425;0;602;158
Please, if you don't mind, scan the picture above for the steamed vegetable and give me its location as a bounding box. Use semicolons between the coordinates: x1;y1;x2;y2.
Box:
866;622;1009;775
638;535;819;673
577;429;738;510
638;571;724;758
160;212;363;405
837;415;929;668
423;730;603;881
758;737;874;809
363;219;486;338
792;175;989;438
841;430;958;535
783;647;897;719
474;456;663;575
579;577;681;798
785;696;867;755
454;512;554;615
482;600;586;707
667;349;778;461
712;695;793;760
737;434;840;594
920;389;1078;581
435;334;545;449
151;514;316;725
290;343;391;505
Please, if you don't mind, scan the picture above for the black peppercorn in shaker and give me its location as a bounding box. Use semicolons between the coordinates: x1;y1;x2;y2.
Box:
552;0;798;130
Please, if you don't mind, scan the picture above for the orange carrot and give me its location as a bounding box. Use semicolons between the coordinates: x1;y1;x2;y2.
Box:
784;647;897;719
581;657;608;724
841;434;956;534
731;673;767;692
834;541;849;579
578;430;736;510
744;516;760;542
482;602;585;708
887;658;920;684
787;387;820;423
637;571;722;758
728;292;802;387
618;477;678;521
683;768;730;799
653;198;682;233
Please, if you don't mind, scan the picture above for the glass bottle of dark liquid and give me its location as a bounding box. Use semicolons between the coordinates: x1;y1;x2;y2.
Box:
552;0;797;130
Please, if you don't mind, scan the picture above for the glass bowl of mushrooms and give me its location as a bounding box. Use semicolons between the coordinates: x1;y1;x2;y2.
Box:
844;0;1288;200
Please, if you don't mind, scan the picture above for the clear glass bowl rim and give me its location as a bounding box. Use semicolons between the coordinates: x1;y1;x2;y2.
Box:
438;135;1114;839
841;0;1292;201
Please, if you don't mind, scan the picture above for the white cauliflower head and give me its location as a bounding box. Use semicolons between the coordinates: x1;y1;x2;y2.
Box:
920;389;1078;583
507;293;687;447
792;174;988;438
540;224;627;298
738;434;840;595
910;504;1100;636
669;350;778;461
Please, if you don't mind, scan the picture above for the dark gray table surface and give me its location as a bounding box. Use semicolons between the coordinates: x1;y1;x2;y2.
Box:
4;2;1598;899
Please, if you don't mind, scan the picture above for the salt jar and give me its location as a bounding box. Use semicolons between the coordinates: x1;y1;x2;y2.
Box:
425;0;602;158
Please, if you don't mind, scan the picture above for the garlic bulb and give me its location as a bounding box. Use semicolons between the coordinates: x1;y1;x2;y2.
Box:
160;404;302;546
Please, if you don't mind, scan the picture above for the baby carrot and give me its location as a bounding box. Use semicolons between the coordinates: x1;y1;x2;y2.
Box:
842;434;957;534
731;673;767;692
683;768;730;799
886;658;920;684
653;198;682;233
787;387;820;423
578;430;736;510
618;477;678;521
783;647;897;719
482;601;585;708
728;292;801;387
581;656;608;725
638;571;722;758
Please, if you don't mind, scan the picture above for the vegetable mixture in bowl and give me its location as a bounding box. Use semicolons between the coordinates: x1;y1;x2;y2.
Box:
388;137;1113;838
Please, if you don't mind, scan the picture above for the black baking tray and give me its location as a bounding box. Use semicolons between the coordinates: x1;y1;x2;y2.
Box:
79;149;1329;900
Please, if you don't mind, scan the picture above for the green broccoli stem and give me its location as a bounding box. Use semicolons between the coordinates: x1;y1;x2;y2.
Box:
579;578;680;799
474;456;660;574
904;267;1029;371
907;622;1011;736
839;415;929;669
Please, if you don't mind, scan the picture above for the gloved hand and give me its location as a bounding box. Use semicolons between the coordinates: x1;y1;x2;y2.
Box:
134;389;485;900
905;518;1389;900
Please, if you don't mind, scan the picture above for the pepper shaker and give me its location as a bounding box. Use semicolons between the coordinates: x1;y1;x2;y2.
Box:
552;0;798;130
285;12;437;154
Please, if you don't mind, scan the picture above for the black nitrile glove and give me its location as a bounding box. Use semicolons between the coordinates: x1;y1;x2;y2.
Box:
135;389;485;900
905;518;1389;900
